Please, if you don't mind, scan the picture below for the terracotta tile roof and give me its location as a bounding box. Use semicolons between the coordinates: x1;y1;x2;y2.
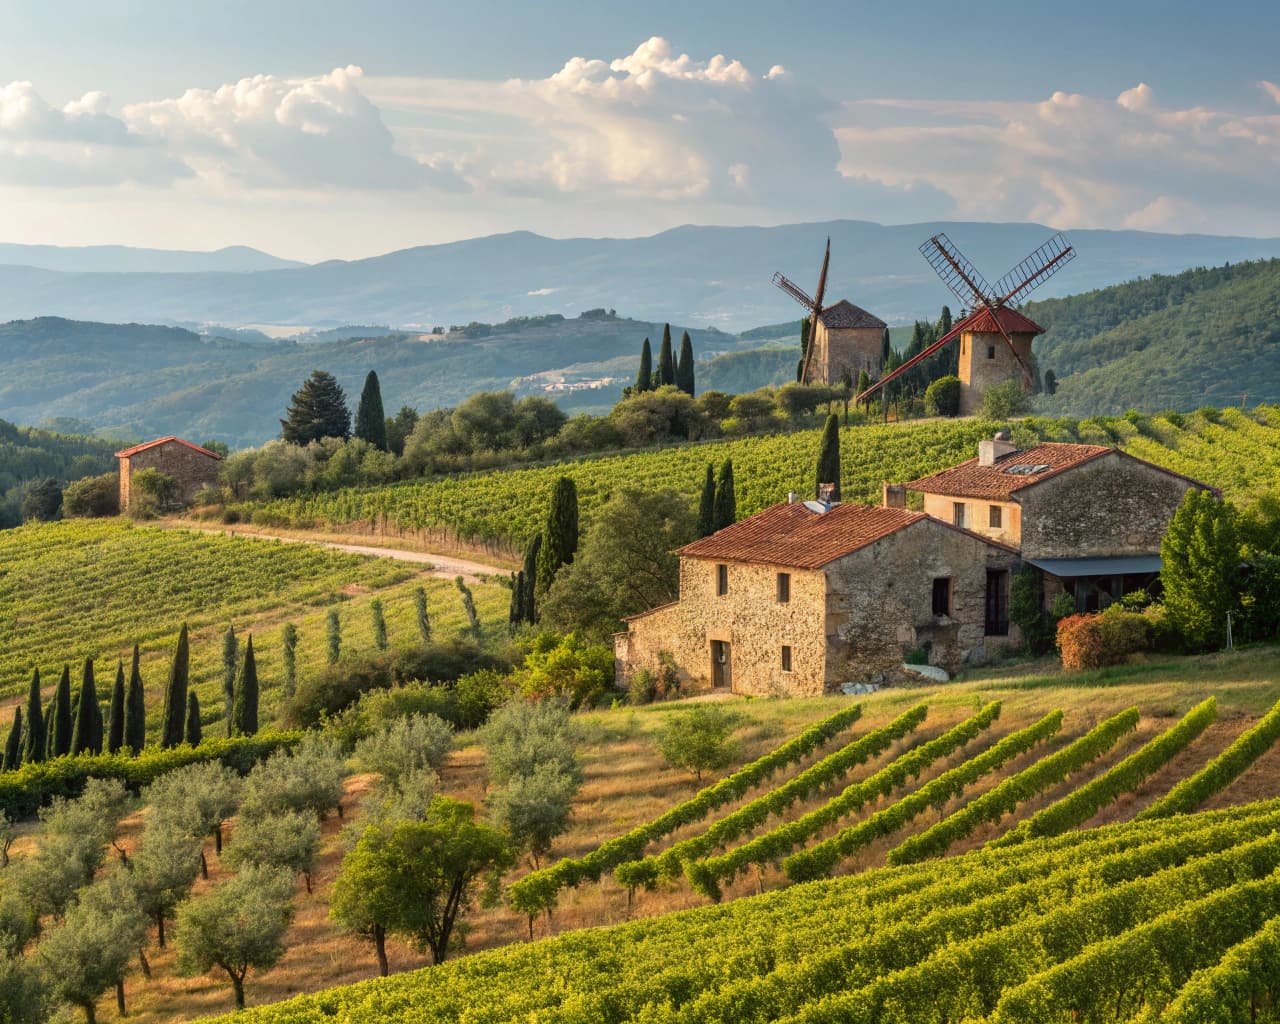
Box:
957;305;1044;335
115;436;223;460
906;442;1112;499
676;501;927;569
817;299;887;330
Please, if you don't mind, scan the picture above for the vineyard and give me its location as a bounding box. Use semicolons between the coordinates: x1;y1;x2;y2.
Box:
235;405;1280;548
0;520;511;710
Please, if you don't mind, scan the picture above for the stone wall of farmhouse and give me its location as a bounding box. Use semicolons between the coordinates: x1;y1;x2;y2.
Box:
825;520;1018;679
119;442;221;510
1017;453;1201;560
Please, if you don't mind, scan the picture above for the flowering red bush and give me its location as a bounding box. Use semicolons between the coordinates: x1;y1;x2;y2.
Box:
1057;608;1152;671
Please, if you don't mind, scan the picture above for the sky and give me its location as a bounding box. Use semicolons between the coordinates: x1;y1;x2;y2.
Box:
0;0;1277;261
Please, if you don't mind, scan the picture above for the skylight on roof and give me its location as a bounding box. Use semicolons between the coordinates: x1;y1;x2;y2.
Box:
1002;463;1051;475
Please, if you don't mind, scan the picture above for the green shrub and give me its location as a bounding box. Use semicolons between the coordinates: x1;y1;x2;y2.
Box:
1057;608;1150;671
924;376;961;417
981;381;1030;419
1010;565;1055;656
512;634;614;709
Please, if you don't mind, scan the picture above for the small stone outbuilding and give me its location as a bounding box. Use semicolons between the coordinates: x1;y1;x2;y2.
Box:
804;300;886;386
115;437;223;512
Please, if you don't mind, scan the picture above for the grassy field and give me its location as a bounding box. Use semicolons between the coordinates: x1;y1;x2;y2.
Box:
0;519;511;725
22;646;1276;1023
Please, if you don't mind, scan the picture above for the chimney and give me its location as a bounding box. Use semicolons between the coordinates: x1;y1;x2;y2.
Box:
978;430;1017;467
787;491;797;504
882;483;907;509
817;483;836;506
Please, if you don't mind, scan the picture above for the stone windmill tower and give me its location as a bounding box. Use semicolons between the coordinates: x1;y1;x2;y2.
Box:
859;232;1075;413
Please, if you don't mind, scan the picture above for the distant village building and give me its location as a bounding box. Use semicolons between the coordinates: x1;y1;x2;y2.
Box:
115;437;223;512
616;434;1213;696
804;300;887;387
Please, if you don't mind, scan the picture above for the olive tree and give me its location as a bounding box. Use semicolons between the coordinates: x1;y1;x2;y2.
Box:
353;714;454;789
131;829;202;948
486;763;577;868
655;706;742;782
483;700;580;787
225;810;321;893
146;761;242;877
242;734;346;820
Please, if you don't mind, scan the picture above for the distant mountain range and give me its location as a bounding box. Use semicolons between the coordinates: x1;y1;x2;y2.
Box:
0;221;1279;330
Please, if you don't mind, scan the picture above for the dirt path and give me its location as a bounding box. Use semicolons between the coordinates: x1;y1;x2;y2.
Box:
157;521;510;583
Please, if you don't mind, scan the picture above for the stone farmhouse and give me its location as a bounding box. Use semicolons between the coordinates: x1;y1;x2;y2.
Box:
616;433;1213;697
803;300;887;387
115;437;223;512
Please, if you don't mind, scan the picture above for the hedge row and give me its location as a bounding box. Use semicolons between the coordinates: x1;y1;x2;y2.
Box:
508;703;865;916
0;731;303;819
1138;696;1280;820
993;697;1218;847
614;705;928;891
887;707;1140;865
784;708;1063;882
685;701;1003;900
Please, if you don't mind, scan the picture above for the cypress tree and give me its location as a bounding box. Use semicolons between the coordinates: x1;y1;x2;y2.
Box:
107;661;125;755
536;477;579;593
125;645;146;754
520;534;541;623
816;413;842;502
634;338;653;393
508;571;524;629
3;708;21;771
161;624;190;749
371;599;388;650
712;459;737;531
51;665;73;758
90;691;104;755
71;658;97;756
21;668;44;765
697;463;717;537
281;623;299;699
939;305;953;336
326;609;341;665
280;370;352;444
413;588;431;644
657;324;675;387
676;331;695;395
185;691;202;746
44;698;56;761
231;637;259;737
881;327;892;366
798;317;811;382
221;626;238;738
354;370;389;451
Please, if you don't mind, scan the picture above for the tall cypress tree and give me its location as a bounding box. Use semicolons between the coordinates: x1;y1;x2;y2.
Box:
21;668;44;765
412;588;431;645
231;637;259;738
51;665;73;758
3;709;21;771
816;413;842;502
125;645;146;754
107;661;125;755
71;658;97;756
185;692;202;746
520;534;541;623
354;370;389;451
508;571;524;630
713;459;737;532
221;626;238;738
280;370;352;444
634;338;653;393
657;325;675;387
44;698;56;761
939;305;953;336
161;625;190;750
697;463;717;537
371;599;388;651
536;477;579;593
281;623;299;699
676;331;695;396
881;327;892;366
326;609;341;665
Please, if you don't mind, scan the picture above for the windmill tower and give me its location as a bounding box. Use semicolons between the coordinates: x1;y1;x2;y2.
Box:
774;240;887;386
859;232;1075;413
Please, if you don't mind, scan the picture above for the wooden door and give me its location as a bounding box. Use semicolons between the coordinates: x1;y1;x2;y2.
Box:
711;640;732;689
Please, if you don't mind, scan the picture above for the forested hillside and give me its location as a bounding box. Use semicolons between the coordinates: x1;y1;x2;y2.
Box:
0;418;120;526
1029;259;1280;415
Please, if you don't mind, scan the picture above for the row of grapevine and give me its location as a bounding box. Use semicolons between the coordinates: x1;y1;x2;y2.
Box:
686;701;1003;899
886;706;1140;865
507;704;865;916
995;697;1218;846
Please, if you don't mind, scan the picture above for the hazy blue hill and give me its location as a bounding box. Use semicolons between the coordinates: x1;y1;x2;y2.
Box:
0;221;1276;330
0;242;301;274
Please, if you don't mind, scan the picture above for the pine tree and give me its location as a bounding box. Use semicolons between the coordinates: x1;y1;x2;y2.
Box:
221;626;238;738
413;588;431;644
3;708;21;770
125;645;146;754
520;534;541;623
354;370;389;451
71;658;98;756
536;477;579;593
281;623;299;700
326;609;341;665
185;692;202;746
713;459;737;531
657;325;675;387
371;599;388;650
816;414;842;502
280;370;352;444
51;664;73;757
21;668;44;765
697;463;717;537
676;331;695;395
161;625;190;750
107;661;125;755
231;637;259;737
634;338;653;393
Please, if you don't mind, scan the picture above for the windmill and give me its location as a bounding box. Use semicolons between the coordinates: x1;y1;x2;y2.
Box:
772;238;831;385
856;232;1076;406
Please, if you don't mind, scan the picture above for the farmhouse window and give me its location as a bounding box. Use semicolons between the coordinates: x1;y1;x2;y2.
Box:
716;564;728;596
932;577;952;617
987;345;996;359
777;572;791;603
989;505;1002;528
952;502;965;528
781;645;793;672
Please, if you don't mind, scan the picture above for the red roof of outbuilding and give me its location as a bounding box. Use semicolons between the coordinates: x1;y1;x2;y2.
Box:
907;443;1114;500
957;306;1044;336
114;437;223;460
